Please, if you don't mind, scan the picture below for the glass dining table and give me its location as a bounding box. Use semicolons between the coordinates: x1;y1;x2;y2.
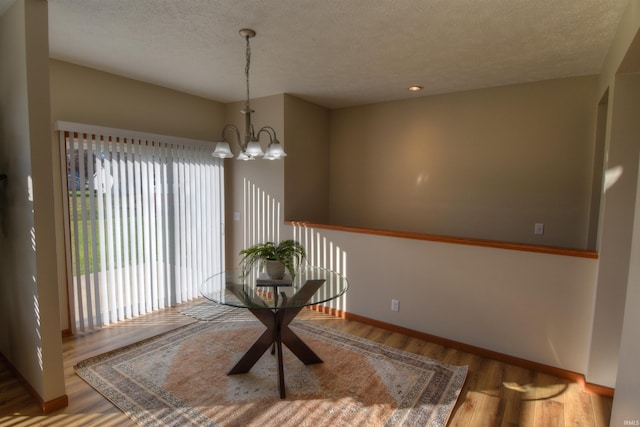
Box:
200;264;348;398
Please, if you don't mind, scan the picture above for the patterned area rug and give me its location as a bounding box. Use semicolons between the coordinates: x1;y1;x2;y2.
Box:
180;301;257;322
76;305;467;426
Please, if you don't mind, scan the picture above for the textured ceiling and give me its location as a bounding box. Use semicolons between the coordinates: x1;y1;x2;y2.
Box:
47;0;629;109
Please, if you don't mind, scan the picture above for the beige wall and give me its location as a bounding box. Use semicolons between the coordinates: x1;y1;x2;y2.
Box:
0;0;65;403
49;60;226;330
225;94;288;269
598;0;640;97
593;1;640;420
49;60;223;140
283;94;330;223
329;76;599;249
611;145;640;426
293;224;598;375
224;93;329;267
589;74;640;388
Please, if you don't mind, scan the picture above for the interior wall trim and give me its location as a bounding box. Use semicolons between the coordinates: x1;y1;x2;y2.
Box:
309;305;613;397
0;353;69;413
289;221;598;259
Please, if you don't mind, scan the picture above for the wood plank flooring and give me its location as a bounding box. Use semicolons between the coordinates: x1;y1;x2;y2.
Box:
0;301;613;426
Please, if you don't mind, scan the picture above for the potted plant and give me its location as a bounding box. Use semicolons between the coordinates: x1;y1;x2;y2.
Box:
239;239;306;279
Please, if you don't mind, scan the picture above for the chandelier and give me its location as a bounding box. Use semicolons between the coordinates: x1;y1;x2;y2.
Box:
211;29;286;161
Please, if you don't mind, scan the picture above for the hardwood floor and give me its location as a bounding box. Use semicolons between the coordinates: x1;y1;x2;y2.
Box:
0;301;612;426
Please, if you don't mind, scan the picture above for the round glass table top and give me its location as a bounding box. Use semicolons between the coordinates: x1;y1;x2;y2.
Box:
200;264;348;309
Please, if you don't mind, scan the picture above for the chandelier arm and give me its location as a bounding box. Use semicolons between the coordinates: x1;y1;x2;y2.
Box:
256;126;277;143
221;124;243;150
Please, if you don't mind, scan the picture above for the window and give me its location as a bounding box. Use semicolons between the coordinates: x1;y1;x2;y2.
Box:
57;122;224;332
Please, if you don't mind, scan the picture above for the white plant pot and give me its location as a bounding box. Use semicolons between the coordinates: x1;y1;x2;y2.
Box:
266;260;286;279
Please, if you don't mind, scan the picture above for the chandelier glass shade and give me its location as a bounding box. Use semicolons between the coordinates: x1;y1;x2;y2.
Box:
211;29;287;161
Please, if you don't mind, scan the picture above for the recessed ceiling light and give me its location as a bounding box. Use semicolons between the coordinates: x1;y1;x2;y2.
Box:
408;85;423;92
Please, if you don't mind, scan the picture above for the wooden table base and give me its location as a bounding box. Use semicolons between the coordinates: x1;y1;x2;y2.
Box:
227;280;325;398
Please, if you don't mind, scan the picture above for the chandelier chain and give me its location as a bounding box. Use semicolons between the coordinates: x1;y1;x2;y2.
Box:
245;35;251;109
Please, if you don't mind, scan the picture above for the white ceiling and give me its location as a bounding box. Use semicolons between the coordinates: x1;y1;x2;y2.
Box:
46;0;629;109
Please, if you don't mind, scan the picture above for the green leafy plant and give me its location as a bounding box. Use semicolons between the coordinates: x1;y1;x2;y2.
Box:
239;239;306;278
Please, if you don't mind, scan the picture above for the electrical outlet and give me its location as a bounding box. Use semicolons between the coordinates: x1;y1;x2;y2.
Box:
534;223;544;235
391;299;399;312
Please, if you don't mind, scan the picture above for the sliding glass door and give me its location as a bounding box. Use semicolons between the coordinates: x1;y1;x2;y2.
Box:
58;122;224;332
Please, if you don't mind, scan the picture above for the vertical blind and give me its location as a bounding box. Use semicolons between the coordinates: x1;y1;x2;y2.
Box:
57;121;224;333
